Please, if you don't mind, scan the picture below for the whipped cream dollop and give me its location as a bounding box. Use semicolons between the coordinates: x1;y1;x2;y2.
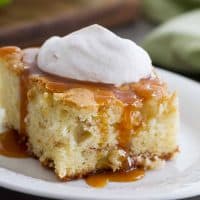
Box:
37;24;152;85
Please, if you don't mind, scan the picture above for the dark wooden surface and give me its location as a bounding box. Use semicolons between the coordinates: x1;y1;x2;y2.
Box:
0;0;139;48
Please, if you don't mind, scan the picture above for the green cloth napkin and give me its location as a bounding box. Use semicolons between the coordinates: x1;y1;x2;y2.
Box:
0;0;12;7
143;10;200;74
143;0;200;23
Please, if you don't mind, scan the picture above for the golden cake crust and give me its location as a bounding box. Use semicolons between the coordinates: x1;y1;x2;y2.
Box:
0;47;169;108
0;46;24;75
29;77;98;108
0;47;98;107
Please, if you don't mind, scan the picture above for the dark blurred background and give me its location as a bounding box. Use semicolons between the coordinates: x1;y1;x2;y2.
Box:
0;0;139;47
1;0;200;79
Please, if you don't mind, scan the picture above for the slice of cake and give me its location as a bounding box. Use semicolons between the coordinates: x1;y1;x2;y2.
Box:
0;25;179;180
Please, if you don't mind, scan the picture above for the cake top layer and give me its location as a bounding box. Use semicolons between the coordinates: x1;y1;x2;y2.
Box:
0;46;168;108
37;25;152;86
0;46;169;138
24;48;167;105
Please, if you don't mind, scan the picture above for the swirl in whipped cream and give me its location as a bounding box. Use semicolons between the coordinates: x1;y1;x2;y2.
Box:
37;24;152;86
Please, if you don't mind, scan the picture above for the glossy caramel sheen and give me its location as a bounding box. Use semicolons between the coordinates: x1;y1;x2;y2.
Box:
20;68;30;135
0;130;28;158
85;169;145;188
26;65;166;153
0;47;167;184
117;78;167;150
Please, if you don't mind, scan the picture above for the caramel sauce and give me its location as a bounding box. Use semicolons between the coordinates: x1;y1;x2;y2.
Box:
20;68;30;135
132;78;167;100
118;105;143;149
85;169;145;188
0;47;20;58
0;130;28;158
0;47;165;185
117;78;167;150
1;47;166;132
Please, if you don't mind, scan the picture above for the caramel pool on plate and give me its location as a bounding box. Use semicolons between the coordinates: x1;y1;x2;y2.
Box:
85;169;145;188
0;130;28;158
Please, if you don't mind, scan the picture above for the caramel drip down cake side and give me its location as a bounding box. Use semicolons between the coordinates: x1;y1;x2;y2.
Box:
0;46;179;179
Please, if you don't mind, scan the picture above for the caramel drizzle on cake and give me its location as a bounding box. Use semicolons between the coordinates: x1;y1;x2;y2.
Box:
22;49;164;149
0;47;172;185
0;47;167;146
0;130;28;158
21;48;167;163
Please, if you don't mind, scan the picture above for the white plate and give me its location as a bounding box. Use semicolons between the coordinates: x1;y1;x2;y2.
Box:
0;69;200;200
